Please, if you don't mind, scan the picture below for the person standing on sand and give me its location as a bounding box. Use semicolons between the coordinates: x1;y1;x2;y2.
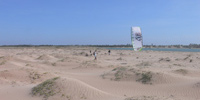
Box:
108;50;111;55
90;50;92;56
93;50;97;60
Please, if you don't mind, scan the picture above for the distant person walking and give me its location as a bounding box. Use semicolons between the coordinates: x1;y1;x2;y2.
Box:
93;50;97;60
90;50;92;56
108;50;111;55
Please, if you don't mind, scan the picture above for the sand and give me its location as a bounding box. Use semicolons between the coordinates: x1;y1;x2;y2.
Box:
0;47;200;100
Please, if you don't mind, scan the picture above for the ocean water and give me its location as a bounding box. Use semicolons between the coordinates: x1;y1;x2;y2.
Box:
106;48;200;52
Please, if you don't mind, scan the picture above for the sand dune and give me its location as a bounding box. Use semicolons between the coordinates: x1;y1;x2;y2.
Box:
31;77;121;100
0;47;200;100
101;66;195;85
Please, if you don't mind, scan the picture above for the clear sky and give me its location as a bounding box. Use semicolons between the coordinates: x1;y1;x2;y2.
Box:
0;0;200;45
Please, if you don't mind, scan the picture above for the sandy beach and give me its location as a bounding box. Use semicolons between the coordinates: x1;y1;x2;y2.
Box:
0;47;200;100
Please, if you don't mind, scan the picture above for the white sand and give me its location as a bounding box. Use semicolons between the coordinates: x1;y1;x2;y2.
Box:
0;47;200;100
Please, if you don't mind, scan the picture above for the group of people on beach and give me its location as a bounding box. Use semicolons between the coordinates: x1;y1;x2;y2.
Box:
90;50;111;60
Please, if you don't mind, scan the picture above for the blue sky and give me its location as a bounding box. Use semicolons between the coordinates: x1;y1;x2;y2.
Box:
0;0;200;45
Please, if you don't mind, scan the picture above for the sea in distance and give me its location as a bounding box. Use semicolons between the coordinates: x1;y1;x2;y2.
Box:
106;48;200;52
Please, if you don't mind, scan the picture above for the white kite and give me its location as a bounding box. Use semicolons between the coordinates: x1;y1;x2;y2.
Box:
131;27;143;51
